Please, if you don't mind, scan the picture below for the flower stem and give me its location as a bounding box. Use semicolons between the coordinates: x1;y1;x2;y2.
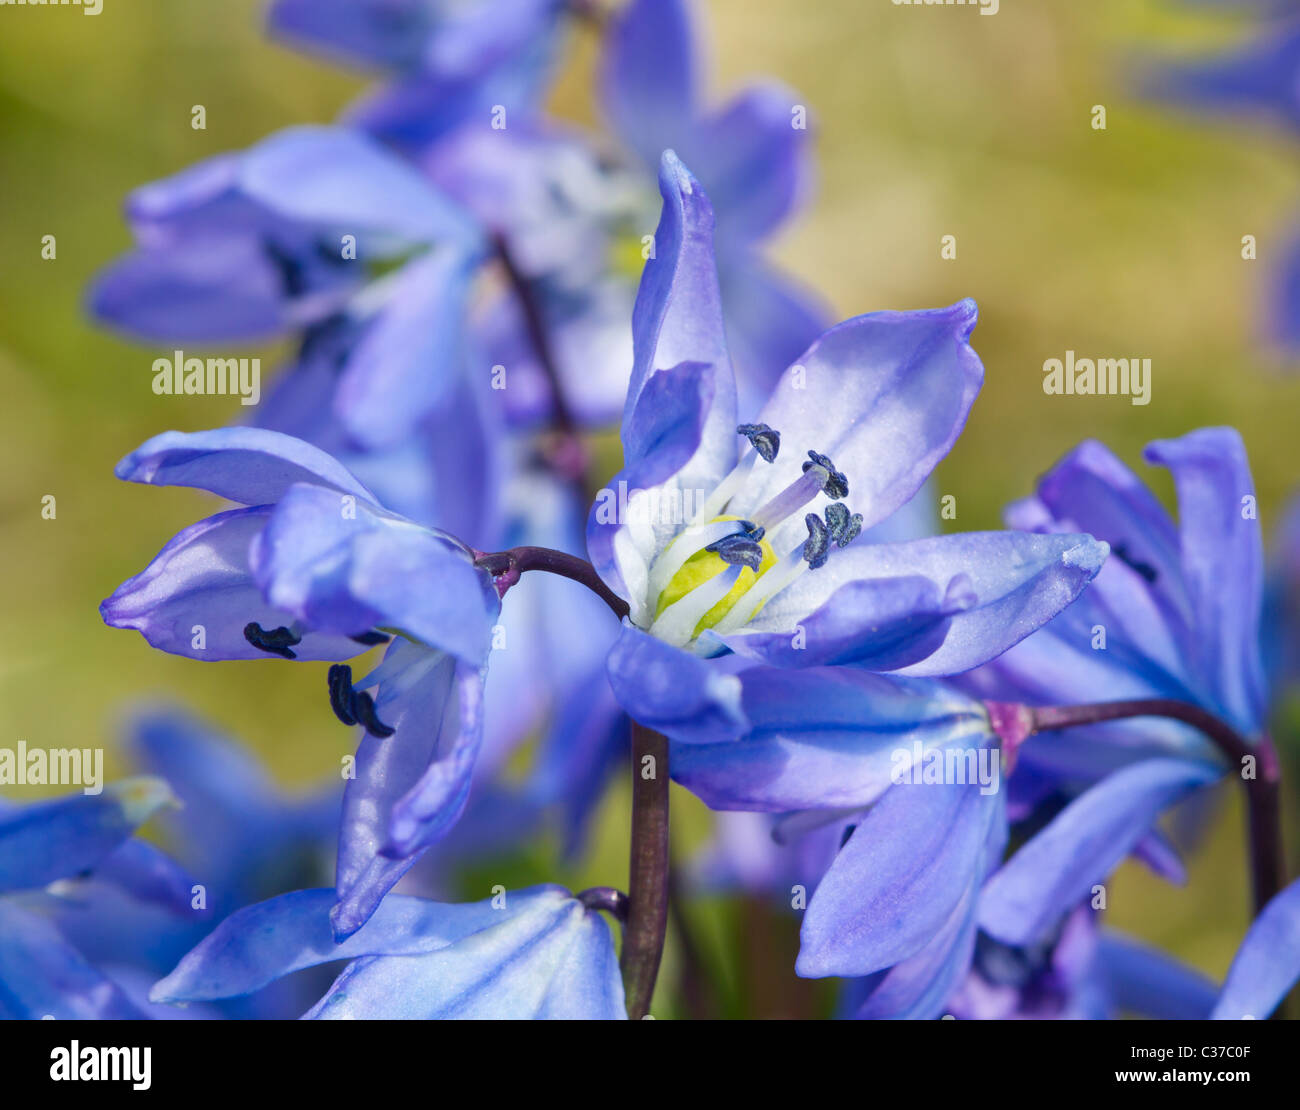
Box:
1014;698;1284;917
622;722;670;1019
473;545;630;621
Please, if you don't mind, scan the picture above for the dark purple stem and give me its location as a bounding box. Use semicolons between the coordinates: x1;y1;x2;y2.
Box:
1004;698;1284;917
473;545;630;621
492;234;587;480
622;722;670;1019
577;886;630;923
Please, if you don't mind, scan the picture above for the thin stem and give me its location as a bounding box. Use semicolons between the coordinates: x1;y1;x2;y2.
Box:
473;545;630;622
622;722;670;1019
577;886;630;923
1022;699;1284;917
492;234;586;475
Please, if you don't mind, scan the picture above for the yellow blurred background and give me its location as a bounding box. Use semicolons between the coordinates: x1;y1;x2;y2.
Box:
1;0;1298;1012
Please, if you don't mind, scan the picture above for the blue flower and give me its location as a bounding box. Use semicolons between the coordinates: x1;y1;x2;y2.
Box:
152;885;626;1019
100;427;503;936
588;153;1107;740
89;126;484;451
0;779;182;1018
962;429;1267;780
1210;875;1300;1018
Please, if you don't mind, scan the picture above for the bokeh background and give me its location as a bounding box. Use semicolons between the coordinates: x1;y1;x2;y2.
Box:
2;0;1298;1016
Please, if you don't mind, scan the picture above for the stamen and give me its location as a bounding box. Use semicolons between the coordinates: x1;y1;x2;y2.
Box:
706;531;764;571
649;563;743;647
737;423;780;463
711;514;832;635
648;519;746;600
327;663;395;737
349;630;391;647
750;467;827;532
803;513;830;569
244;622;302;659
824;503;864;548
803;451;848;500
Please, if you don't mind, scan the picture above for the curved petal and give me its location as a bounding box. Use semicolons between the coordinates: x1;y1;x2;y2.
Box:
1096;932;1217;1020
671;668;993;812
686;83;811;246
709;574;971;670
0;779;175;893
730;301;985;548
101;507;367;661
239;125;481;247
797;772;1003;977
251;483;499;662
1145;427;1267;733
332;641;487;939
0;902;147;1019
979;758;1222;946
605;622;747;744
601;0;698;169
1210;877;1300;1020
333;248;478;450
115;426;376;506
152;886;565;1002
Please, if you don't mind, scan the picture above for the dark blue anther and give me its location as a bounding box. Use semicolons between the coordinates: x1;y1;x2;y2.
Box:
707;533;764;571
327;663;394;737
839;823;857;850
243;622;301;659
1112;542;1158;584
824;502;864;548
349;630;391;647
737;423;780;463
802;513;830;569
802;450;848;499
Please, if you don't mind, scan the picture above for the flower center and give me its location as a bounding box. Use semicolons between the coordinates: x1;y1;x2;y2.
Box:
642;424;865;648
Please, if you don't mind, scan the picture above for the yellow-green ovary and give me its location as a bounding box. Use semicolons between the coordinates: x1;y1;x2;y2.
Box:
654;516;777;638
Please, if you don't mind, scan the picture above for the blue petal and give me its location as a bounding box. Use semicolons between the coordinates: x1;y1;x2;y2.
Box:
671;668;992;812
115;426;376;506
747;531;1107;677
309;891;626;1019
101;506;367;661
1145;427;1267;733
685;83;811;246
709;573;971;669
0;779;174;893
729;301;984;552
605;622;747;744
91;839;198;915
979;758;1222;946
0;902;147;1019
333;249;478;450
239;125;482;247
798;774;1003;977
602;0;697;170
1210;877;1300;1019
152;886;545;1002
1096;932;1217;1020
332;642;487;938
251;482;499;662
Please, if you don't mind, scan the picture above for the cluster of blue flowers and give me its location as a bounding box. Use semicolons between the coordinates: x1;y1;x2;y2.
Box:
6;0;1299;1021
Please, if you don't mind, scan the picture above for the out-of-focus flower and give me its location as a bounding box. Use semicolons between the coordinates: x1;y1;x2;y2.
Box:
0;780;182;1018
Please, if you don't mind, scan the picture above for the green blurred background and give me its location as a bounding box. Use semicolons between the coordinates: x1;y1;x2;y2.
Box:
2;0;1298;1015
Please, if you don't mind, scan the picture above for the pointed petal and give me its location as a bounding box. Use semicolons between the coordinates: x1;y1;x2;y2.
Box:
1211;877;1300;1020
979;758;1221;946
